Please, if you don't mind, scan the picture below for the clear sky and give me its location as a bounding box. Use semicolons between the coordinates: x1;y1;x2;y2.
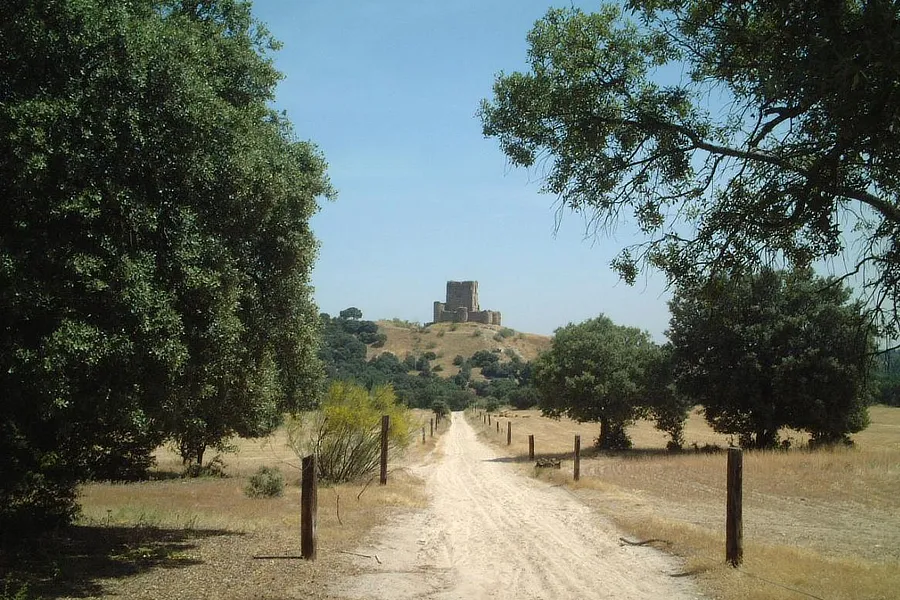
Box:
250;1;672;339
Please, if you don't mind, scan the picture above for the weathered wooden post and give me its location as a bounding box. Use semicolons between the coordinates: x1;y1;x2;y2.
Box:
301;454;317;560
422;426;426;443
528;434;535;460
488;414;491;426
430;418;434;437
574;435;581;481
496;421;500;433
380;415;389;485
726;448;743;566
507;421;511;445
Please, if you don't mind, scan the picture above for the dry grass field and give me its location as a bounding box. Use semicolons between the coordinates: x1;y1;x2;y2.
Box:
5;410;446;600
467;406;900;600
367;321;551;377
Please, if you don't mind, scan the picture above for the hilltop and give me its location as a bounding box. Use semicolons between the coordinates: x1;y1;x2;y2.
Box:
368;320;552;377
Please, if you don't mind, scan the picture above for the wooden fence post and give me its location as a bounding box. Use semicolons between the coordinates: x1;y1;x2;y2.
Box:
488;414;491;426
430;418;434;437
726;448;743;566
422;426;426;443
528;434;534;461
574;435;581;481
496;421;500;433
507;421;511;445
380;415;389;485
301;454;317;560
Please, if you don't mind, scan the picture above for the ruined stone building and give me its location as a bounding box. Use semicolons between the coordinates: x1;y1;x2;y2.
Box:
433;281;501;325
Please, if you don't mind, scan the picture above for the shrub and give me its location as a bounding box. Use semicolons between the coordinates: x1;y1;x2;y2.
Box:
245;466;284;498
452;355;465;366
498;327;516;338
287;382;411;483
182;455;228;478
472;329;482;337
449;323;459;332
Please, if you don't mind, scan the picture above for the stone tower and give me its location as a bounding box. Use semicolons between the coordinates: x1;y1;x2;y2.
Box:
432;280;500;326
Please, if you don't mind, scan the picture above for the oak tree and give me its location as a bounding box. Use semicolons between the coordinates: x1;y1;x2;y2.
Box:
668;268;872;448
481;1;900;335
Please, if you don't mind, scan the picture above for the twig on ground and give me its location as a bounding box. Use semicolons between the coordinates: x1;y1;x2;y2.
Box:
619;537;671;547
337;550;382;564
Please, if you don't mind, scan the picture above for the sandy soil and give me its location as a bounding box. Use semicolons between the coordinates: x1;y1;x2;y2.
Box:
335;412;704;600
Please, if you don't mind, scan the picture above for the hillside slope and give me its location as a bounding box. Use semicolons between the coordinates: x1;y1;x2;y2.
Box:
367;321;551;375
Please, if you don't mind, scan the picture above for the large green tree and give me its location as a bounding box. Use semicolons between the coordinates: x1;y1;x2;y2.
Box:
533;315;658;449
668;268;872;448
481;1;900;335
0;0;331;532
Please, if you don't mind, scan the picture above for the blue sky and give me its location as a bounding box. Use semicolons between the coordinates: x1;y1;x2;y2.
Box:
251;1;672;339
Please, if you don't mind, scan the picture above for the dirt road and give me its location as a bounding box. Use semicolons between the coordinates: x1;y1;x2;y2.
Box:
337;412;702;600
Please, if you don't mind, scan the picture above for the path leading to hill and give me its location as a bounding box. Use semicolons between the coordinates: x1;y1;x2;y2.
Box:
337;412;702;600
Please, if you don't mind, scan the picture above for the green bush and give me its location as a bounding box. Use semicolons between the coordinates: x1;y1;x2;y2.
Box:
245;466;284;498
287;382;411;483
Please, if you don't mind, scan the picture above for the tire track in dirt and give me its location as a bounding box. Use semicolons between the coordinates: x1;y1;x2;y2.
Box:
336;413;703;600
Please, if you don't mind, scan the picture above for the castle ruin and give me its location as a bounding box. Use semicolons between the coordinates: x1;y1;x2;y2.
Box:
433;281;501;326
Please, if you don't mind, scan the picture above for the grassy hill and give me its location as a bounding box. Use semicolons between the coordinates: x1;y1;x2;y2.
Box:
367;320;552;376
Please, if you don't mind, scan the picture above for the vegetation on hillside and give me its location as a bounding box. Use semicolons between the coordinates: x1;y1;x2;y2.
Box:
318;310;540;413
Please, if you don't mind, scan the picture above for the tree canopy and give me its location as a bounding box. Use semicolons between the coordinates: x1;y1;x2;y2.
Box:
533;315;660;449
1;0;331;533
668;268;872;448
480;1;900;335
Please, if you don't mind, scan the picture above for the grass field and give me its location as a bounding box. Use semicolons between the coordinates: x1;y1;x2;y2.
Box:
3;410;446;600
467;405;900;600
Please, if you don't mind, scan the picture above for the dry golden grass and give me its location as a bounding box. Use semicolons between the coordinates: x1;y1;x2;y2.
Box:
367;321;551;376
66;409;449;599
468;406;900;600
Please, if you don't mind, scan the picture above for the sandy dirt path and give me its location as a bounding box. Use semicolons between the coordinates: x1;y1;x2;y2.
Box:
336;412;703;600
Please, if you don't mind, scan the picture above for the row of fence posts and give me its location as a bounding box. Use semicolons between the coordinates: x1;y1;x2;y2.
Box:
300;412;444;560
475;410;744;567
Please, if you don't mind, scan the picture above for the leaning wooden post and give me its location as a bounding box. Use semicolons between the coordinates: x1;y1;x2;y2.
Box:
507;421;512;445
726;448;743;566
528;434;535;460
574;435;581;481
430;418;434;437
301;454;317;560
380;415;389;485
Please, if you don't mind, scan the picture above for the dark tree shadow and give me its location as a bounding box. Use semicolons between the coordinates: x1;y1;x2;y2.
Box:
1;525;239;599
